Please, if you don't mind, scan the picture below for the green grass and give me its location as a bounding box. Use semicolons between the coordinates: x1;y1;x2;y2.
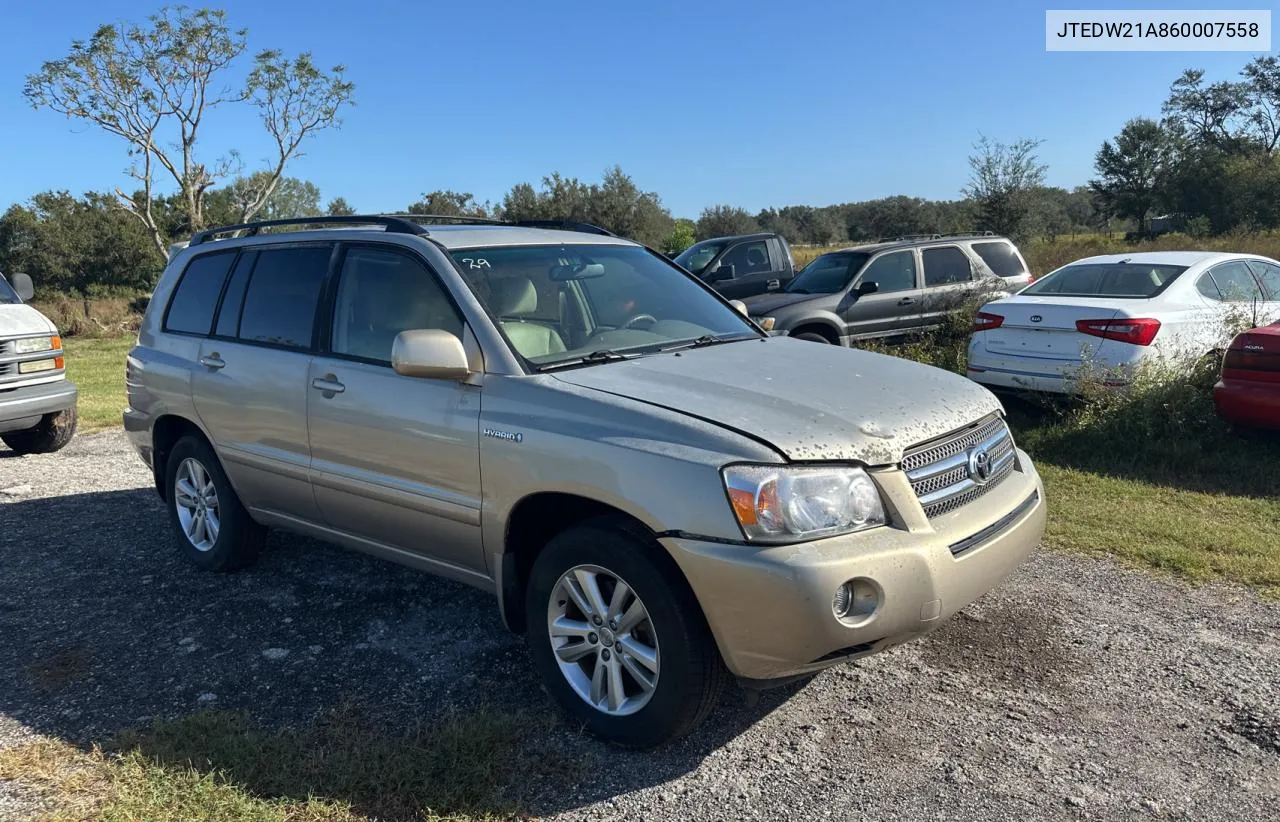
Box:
0;707;574;821
63;334;133;433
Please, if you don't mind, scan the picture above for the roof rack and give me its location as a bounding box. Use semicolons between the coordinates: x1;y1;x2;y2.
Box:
382;213;505;226
511;219;615;236
189;215;429;246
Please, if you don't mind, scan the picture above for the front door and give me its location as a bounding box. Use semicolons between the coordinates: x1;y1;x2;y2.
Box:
714;239;781;298
306;244;485;573
840;249;923;339
192;244;333;522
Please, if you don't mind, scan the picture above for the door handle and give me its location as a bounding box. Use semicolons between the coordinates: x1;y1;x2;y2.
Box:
766;279;780;290
897;297;917;306
311;375;345;394
198;354;225;370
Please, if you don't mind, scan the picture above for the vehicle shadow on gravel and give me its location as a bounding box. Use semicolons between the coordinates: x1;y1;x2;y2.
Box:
0;487;803;818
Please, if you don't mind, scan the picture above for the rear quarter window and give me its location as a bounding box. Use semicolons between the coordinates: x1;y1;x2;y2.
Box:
164;252;238;336
970;242;1026;278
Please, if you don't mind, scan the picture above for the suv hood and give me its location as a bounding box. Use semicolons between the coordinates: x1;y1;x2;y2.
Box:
552;337;1002;465
741;291;826;314
0;303;57;335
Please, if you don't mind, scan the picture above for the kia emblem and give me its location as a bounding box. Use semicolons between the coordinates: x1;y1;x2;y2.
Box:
1030;314;1043;323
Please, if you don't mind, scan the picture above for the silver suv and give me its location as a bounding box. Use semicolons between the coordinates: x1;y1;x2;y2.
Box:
125;215;1046;747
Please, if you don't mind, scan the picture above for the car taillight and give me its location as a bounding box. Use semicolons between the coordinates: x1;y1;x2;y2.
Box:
1075;318;1161;346
973;312;1004;332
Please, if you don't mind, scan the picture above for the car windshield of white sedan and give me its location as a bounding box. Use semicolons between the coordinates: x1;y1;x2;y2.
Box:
1023;262;1188;298
450;244;760;368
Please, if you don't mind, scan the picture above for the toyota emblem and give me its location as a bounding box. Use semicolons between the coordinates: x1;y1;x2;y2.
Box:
1030;314;1043;323
967;448;993;485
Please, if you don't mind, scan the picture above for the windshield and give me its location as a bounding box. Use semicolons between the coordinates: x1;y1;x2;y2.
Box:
785;252;870;294
450;244;759;368
0;274;21;305
673;241;726;275
1023;262;1188;298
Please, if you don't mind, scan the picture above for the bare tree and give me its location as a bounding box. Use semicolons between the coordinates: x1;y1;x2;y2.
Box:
23;6;354;259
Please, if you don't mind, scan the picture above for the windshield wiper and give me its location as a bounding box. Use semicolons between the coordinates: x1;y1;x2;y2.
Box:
537;349;637;371
661;333;757;353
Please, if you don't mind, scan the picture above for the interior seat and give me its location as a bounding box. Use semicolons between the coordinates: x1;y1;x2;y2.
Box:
490;277;567;359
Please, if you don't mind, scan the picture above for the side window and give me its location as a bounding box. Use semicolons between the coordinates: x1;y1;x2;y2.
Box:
164;252;237;335
921;246;974;287
1196;272;1222;300
237;246;332;349
331;247;464;363
1247;261;1280;300
857;251;917;294
213;251;258;338
970;242;1026;278
720;241;771;276
1209;261;1265;303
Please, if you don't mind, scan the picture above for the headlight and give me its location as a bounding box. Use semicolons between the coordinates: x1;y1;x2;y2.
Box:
723;465;886;543
14;335;57;354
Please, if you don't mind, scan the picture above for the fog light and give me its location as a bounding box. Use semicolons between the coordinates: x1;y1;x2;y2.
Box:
832;578;879;622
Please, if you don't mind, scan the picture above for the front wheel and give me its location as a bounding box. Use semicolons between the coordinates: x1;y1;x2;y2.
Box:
526;519;727;748
0;407;77;454
793;332;832;344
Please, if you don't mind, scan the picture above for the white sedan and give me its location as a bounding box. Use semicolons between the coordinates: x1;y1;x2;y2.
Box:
966;251;1280;394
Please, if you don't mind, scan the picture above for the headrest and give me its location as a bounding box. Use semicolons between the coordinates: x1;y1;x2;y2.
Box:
490;277;538;316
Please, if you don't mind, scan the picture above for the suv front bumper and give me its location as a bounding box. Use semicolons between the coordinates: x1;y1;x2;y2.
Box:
661;450;1046;682
0;379;78;434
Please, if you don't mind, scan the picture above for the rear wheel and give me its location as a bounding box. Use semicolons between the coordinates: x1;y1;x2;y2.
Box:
526;518;727;748
164;436;265;571
0;408;77;454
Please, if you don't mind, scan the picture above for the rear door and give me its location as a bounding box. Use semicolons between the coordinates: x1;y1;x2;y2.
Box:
192;243;333;523
714;239;779;298
839;249;924;339
920;245;979;328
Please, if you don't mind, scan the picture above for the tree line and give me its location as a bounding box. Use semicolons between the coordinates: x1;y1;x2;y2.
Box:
0;4;1276;297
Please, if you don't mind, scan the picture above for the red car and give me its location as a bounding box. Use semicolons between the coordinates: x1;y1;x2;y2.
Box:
1214;321;1280;430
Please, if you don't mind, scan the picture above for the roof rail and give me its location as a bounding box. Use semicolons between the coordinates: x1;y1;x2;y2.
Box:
189;215;430;246
382;213;505;226
512;219;615;236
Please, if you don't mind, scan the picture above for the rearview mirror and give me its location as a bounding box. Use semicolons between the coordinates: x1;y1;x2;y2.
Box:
549;262;606;281
10;272;33;301
392;329;472;380
856;280;879;296
707;264;735;282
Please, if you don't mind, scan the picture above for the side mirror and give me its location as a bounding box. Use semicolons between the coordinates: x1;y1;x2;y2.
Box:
856;280;879;296
707;264;735;283
11;272;34;302
392;329;473;380
729;299;749;317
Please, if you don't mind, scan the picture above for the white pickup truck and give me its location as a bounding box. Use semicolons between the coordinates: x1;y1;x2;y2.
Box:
0;271;77;454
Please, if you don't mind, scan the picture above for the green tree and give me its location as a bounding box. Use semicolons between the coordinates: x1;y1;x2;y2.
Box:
205;174;323;224
696;205;757;239
406;190;488;217
962;136;1048;241
1089;118;1173;234
495;167;673;246
662;219;697;253
325;196;356;216
23;6;355;258
0;192;163;296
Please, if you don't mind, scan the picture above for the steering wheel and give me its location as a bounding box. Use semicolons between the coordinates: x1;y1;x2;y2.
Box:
619;313;658;330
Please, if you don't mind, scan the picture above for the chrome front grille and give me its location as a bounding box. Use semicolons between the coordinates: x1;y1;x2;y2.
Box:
903;414;1016;518
0;339;12;356
0;362;13;380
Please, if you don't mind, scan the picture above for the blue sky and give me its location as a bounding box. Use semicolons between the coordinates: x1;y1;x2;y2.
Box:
0;0;1268;218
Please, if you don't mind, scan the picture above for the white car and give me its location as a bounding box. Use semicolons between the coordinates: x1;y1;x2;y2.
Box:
966;251;1280;394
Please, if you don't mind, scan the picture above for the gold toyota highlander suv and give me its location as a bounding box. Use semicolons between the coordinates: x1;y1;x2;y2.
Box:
124;215;1046;747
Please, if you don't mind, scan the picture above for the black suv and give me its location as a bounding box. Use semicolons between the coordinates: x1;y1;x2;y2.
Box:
742;233;1032;344
673;233;796;299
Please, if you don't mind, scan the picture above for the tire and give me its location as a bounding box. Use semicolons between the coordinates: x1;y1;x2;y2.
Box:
1;408;77;455
794;332;832;344
164;435;265;572
526;517;727;748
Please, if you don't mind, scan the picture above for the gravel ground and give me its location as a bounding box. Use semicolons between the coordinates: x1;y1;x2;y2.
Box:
1;431;1278;821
